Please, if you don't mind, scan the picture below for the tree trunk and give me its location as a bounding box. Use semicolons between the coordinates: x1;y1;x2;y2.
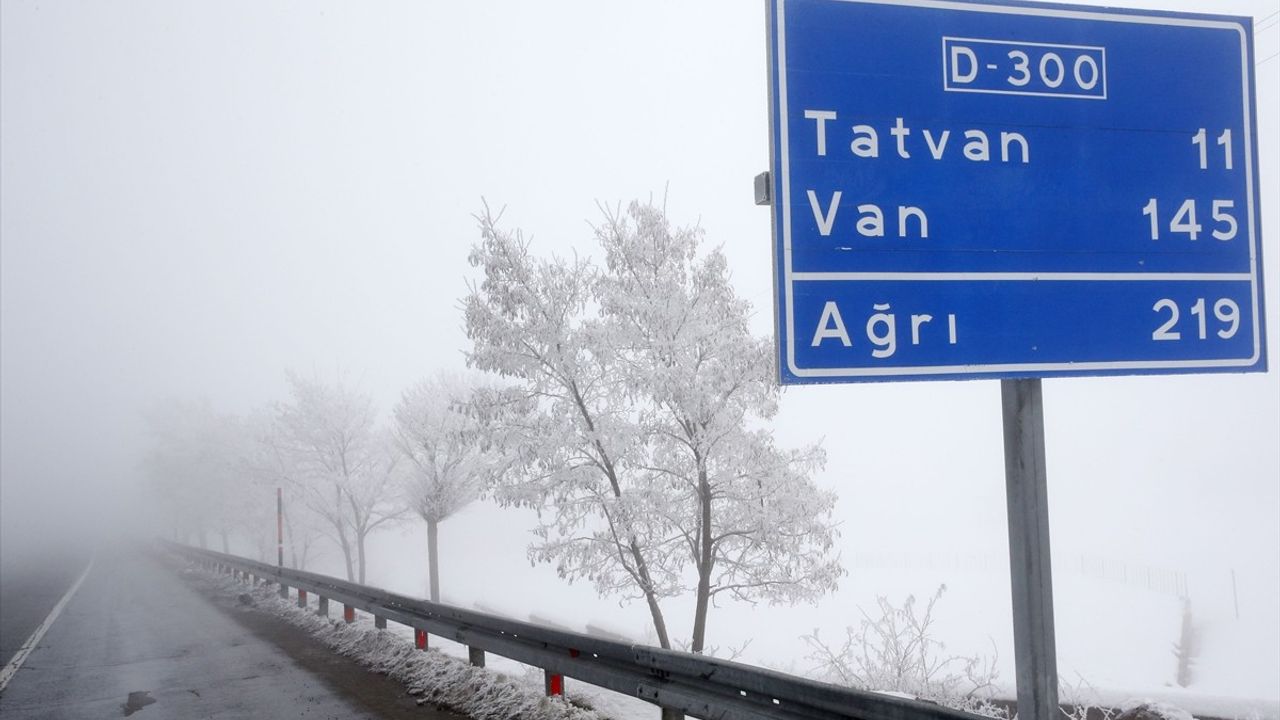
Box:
339;535;355;581
627;536;672;649
690;463;714;654
644;583;672;650
283;509;297;568
335;484;355;581
569;382;671;649
427;518;440;602
357;533;367;585
286;523;299;569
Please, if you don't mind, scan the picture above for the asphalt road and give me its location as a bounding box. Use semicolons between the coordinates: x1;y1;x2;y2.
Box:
0;548;89;671
0;546;458;719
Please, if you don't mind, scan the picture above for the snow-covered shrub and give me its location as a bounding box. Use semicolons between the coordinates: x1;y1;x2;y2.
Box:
1061;672;1115;720
803;588;1204;720
802;585;1007;718
1114;700;1197;720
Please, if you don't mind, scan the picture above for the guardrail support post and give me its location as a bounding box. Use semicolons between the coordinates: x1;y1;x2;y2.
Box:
545;671;563;697
297;589;307;608
279;583;289;599
344;606;355;624
415;629;428;650
374;615;387;630
317;597;329;617
468;647;485;667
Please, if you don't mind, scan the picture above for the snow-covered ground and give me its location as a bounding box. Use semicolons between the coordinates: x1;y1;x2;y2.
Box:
197;566;653;720
200;539;1279;720
291;497;1280;720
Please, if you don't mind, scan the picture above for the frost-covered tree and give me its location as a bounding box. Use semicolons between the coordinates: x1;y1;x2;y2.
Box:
464;199;841;652
241;409;324;568
215;410;276;558
143;398;249;551
274;372;404;583
596;202;842;651
392;373;497;602
144;398;324;561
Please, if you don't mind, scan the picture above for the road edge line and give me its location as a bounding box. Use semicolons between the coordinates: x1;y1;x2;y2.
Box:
0;554;96;694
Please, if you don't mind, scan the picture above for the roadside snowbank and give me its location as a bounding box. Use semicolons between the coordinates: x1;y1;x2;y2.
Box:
188;565;605;720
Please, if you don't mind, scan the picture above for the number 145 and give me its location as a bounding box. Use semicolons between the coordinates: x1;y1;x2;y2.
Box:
1142;198;1237;241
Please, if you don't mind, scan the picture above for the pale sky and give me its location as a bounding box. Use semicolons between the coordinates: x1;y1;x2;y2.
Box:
2;0;1277;699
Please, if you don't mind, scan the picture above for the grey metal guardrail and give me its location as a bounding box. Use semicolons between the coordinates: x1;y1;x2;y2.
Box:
161;541;986;720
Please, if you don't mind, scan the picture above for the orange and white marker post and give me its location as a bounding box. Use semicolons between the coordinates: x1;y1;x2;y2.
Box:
276;487;284;568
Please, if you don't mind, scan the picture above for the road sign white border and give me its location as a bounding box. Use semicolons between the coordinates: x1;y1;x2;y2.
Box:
774;0;1261;380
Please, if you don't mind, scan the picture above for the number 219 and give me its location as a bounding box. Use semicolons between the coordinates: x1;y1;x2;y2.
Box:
1152;297;1241;341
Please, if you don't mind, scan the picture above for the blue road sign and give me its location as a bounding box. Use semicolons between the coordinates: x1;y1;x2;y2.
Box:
766;0;1266;383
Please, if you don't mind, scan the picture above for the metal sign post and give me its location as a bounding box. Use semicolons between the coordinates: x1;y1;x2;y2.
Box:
1001;378;1058;720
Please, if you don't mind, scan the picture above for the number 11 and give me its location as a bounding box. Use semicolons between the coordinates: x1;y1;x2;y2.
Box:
1192;128;1233;170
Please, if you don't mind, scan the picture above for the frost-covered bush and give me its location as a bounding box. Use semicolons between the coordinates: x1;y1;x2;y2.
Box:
1114;700;1197;720
803;585;1007;718
1060;673;1116;720
803;587;1203;720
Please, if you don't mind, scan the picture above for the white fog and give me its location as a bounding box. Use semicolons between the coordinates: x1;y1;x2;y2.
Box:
2;2;1277;720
